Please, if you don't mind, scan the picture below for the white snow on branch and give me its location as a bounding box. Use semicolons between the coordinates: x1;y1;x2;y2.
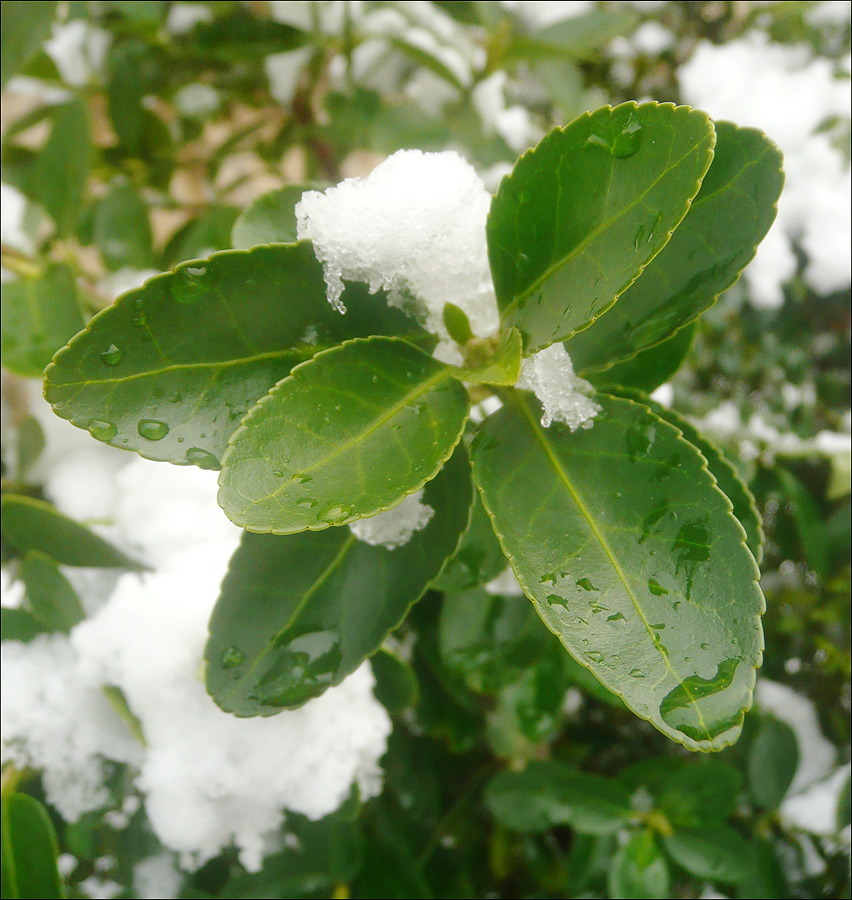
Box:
517;344;601;430
295;149;499;342
348;489;434;550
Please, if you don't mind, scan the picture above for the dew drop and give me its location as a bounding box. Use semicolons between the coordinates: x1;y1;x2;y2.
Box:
633;225;645;251
612;113;642;158
137;419;169;441
576;577;597;592
297;474;313;484
100;344;124;366
647;578;669;596
185;447;218;469
173;265;207;304
587;650;604;663
630;668;646;678
87;419;117;442
273;469;285;478
607;612;626;625
297;498;318;509
221;646;245;669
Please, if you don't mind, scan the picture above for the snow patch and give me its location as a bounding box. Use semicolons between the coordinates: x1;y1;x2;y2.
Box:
349;489;434;550
517;344;601;430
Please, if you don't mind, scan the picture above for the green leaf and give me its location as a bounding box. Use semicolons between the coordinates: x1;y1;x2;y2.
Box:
205;446;471;714
616;391;764;564
0;792;64;900
371;648;418;713
471;392;764;751
92;184;153;271
219;336;470;533
662;825;753;883
568;122;783;371
45;242;433;467
776;466;829;578
224;813;361;899
485;761;633;834
455;328;523;386
439;588;551;694
1;263;85;378
20;551;85;632
748;715;799;810
106;41;146;155
6;100;91;235
563;654;625;708
1;608;48;643
231;184;320;249
734;838;789;900
163;205;239;267
0;1;57;89
505;8;639;63
487;102;715;353
584;323;695;394
658;758;743;828
0;495;145;570
838;773;851;830
608;830;670;900
15;416;45;481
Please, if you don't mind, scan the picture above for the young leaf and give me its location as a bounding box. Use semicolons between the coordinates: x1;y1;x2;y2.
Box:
487;102;715;353
231;184;321;249
1;495;145;570
1;608;48;643
219;336;470;533
20;551;85;632
205;445;471;715
608;830;670;900
0;1;57;89
584;323;695;394
567;122;784;371
45;242;432;468
485;761;633;834
92;184;153;271
1;263;85;378
662;825;753;883
747;715;799;810
455;328;523;386
615;391;764;564
470;392;764;751
371;648;419;713
0;792;64;900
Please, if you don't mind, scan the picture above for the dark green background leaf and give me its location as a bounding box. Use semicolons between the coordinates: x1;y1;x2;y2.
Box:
608;830;670;900
0;792;64;900
231;184;321;249
0;1;57;89
20;550;85;632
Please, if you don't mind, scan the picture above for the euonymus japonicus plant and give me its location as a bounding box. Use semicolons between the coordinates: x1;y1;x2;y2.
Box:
44;102;783;751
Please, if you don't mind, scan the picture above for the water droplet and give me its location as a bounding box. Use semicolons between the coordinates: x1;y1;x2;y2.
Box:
100;344;124;366
137;419;169;441
173;265;207;304
297;498;318;509
273;469;285;478
576;577;597;591
612;114;642;158
630;668;646;678
255;630;342;707
297;474;313;484
185;447;218;469
587;650;604;663
88;419;117;441
647;578;668;596
321;505;349;524
633;224;645;251
700;642;709;651
221;647;244;669
545;593;567;608
607;612;626;625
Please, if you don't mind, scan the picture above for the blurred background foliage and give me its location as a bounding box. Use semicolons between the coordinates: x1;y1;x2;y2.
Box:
1;1;850;898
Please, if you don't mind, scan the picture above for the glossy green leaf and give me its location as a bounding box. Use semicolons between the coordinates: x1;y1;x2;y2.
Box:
5;100;91;235
1;608;48;643
1;495;145;570
431;491;506;592
748;715;799;810
662;825;753;883
584;323;695;393
505;8;639;63
485;761;633;834
20;551;85;632
1;264;85;378
93;184;153;271
608;830;670;900
568;122;783;371
734;838;789;900
439;588;551;694
0;1;57;89
455;328;523;386
0;792;64;899
371;648;418;713
471;392;764;750
219;336;470;533
487;102;715;353
619;392;764;564
563;654;625;708
231;184;320;249
45;242;432;467
205;446;471;714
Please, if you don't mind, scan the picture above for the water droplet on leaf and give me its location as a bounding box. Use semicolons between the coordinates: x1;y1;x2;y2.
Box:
185;447;218;469
88;419;117;441
100;344;124;366
137;419;169;441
